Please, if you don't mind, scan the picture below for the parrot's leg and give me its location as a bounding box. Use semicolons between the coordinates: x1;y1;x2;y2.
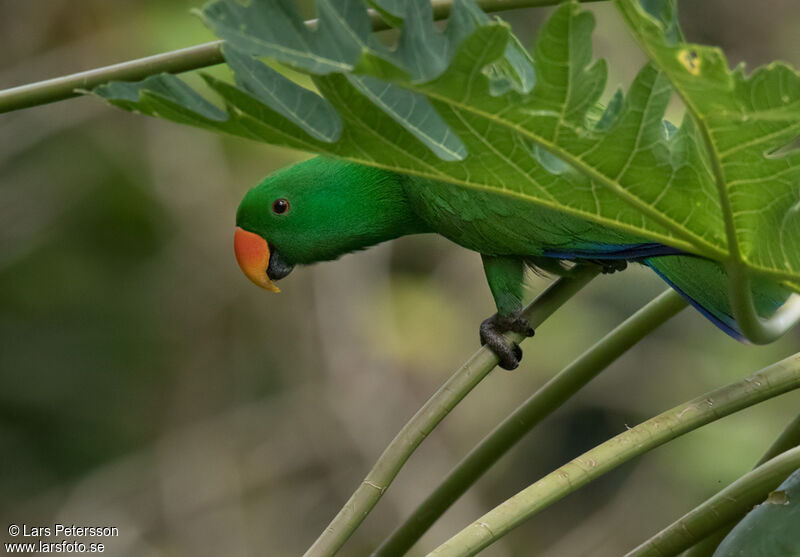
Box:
480;255;535;370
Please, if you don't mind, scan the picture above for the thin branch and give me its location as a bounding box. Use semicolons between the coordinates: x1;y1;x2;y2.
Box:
302;266;599;557
681;411;800;557
0;42;223;115
758;412;800;467
428;352;800;557
679;527;727;557
725;262;800;344
0;0;601;115
625;446;800;557
374;288;687;556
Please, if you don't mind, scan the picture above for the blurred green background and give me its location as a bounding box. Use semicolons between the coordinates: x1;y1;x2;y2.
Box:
1;1;799;555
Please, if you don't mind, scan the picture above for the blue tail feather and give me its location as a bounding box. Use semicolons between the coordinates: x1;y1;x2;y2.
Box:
544;242;683;260
541;242;789;342
644;258;745;341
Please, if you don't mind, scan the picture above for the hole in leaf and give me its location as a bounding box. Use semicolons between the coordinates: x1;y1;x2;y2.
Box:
678;48;701;75
664;90;687;129
765;490;790;505
765;134;800;160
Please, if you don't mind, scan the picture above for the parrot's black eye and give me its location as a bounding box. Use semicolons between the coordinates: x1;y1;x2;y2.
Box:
272;198;290;215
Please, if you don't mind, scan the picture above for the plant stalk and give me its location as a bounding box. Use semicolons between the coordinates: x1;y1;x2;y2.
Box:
757;412;800;467
302;267;599;557
681;411;800;557
0;0;600;115
374;289;687;556
428;352;800;557
625;446;800;557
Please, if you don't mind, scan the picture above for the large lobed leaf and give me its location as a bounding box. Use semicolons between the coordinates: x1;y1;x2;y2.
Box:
616;0;800;283
93;0;800;289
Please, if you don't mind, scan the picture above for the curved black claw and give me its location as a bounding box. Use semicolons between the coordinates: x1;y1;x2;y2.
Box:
588;259;628;274
479;314;535;370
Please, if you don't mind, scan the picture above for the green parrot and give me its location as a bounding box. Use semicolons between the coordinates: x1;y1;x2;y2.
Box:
234;156;789;369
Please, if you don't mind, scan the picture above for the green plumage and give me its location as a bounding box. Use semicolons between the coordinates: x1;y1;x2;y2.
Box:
236;156;789;343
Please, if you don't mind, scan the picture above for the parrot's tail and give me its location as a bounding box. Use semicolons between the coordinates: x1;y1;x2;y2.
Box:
644;255;790;341
541;243;790;341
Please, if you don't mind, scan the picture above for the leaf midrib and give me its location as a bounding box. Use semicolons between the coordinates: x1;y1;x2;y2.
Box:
416;78;727;259
314;76;703;253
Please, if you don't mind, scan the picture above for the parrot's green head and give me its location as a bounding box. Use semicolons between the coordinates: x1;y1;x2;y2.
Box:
234;156;427;292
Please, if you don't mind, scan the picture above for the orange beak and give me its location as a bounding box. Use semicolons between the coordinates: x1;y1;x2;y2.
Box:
234;227;280;292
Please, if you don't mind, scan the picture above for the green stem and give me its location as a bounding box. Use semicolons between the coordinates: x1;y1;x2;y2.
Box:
625;446;800;557
690;45;800;344
681;411;800;557
374;289;687;556
725;262;800;345
680;529;727;557
0;42;225;115
428;353;800;557
303;267;599;557
0;0;600;115
757;412;800;466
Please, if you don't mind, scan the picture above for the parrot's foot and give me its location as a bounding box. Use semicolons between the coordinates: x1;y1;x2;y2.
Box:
588;259;628;274
479;314;535;370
